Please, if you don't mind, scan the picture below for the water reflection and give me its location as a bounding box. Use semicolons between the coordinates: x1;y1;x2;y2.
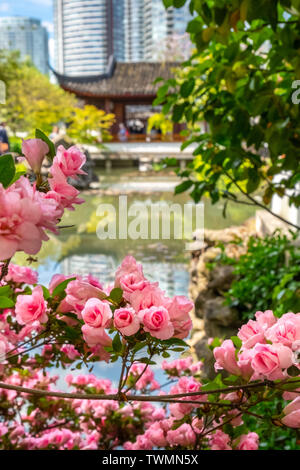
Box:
31;167;256;295
60;254;189;298
18;168;256;386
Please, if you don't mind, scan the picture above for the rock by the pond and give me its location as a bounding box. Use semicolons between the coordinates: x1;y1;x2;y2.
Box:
188;220;256;378
204;297;239;327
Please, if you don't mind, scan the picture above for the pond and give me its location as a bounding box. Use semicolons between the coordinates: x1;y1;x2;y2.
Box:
14;167;256;387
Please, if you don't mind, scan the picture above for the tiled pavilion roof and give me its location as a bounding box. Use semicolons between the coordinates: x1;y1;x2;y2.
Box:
52;58;178;98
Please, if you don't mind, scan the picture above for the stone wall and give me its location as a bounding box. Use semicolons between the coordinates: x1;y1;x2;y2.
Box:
188;221;256;378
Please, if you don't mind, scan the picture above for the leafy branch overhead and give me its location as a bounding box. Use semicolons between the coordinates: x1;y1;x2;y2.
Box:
158;0;300;228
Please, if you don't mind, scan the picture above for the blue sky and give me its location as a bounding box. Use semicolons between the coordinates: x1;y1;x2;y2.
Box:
0;0;53;23
0;0;54;60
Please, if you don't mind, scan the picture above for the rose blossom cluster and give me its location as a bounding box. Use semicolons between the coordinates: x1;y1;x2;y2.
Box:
213;310;300;428
214;310;300;382
162;357;203;377
0;366;262;450
77;256;194;348
0;263;38;285
0;139;85;261
0;256;194;368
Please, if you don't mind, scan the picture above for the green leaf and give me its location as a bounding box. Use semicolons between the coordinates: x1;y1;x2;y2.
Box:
108;287;123;304
246;168;260;194
35;129;56;162
0;297;15;308
161;338;189;347
132;342;147;353
63;326;81;341
41;285;50;300
187;18;203;34
172;103;186;123
287;365;300;377
175;180;193;194
231;336;242;350
52;277;76;298
138;357;156;365
9;170;27;185
180;79;195;98
163;0;173;7
61;312;80;322
0;154;16;188
112;333;122;353
173;0;186;7
0;286;12;296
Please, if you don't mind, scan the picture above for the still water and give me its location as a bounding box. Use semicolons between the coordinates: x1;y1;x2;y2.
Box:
18;168;256;386
36;168;255;291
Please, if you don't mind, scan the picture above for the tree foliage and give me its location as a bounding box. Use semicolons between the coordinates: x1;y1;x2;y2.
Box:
67;105;115;144
0;52;76;134
158;0;300;227
208;231;300;321
147;112;174;137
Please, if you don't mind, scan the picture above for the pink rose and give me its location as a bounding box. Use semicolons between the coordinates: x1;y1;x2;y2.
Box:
114;255;144;287
119;272;148;300
282;399;300;428
255;310;276;330
54;145;86;178
166;295;194;321
171;317;192;339
281;397;300;428
146;422;167;447
209;430;231;450
213;339;241;375
15;286;48;325
60;344;80;360
18;321;43;340
0;423;8;437
65;279;105;315
49;164;84;211
49;274;70;294
265;312;300;348
0;177;43;260
238;319;265;349
169;376;204;419
128;363;159;390
251;343;293;380
237;432;259;450
130;283;167;312
237;348;254;380
167;423;196;447
283;389;300;401
82;298;112;328
81;324;112;347
138;305;174;340
22;138;49;173
4;263;38;285
114;307;140;336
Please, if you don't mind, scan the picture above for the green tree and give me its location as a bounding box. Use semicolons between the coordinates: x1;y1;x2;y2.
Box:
67;105;115;144
0;52;76;134
147;112;174;139
157;0;300;230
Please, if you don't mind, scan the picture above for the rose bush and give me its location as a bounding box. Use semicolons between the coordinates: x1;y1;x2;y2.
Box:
0;131;299;450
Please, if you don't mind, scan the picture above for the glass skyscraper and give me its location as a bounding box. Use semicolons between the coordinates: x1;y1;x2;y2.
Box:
124;0;144;62
143;0;192;61
53;0;192;76
54;0;111;76
0;17;49;74
112;0;125;62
